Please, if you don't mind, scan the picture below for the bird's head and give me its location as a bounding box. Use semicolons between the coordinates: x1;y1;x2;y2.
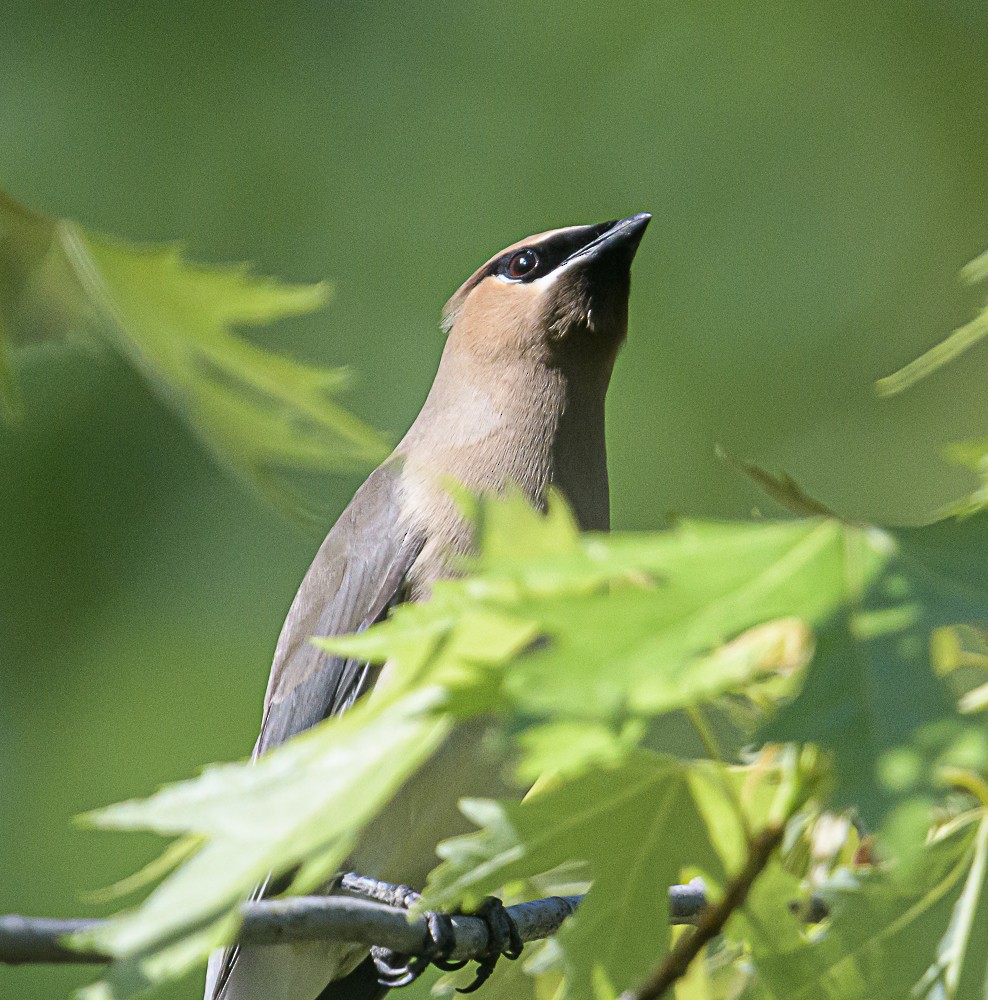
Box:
441;213;651;367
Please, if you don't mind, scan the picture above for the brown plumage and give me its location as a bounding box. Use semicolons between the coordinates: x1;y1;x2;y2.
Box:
205;213;650;1000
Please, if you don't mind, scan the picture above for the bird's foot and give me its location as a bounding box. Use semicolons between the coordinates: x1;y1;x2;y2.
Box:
351;877;522;992
371;908;462;988
359;883;464;988
454;896;524;994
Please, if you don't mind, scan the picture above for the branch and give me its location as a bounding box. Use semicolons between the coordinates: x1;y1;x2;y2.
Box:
620;824;787;1000
0;878;714;967
0;917;104;965
2;864;818;977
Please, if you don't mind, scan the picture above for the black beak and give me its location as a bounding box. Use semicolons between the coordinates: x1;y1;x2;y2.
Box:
563;212;651;266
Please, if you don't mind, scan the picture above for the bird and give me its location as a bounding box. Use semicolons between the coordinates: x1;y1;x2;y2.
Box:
204;212;651;1000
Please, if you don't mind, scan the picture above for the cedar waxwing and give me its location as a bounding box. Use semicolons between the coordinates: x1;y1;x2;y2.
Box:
205;212;651;1000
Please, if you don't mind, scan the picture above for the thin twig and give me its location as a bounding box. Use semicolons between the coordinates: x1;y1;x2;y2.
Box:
620;825;786;1000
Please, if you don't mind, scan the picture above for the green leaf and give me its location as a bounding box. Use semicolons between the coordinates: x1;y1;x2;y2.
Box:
324;509;843;725
935;812;988;1000
80;836;202;905
80;494;988;995
425;752;725;1000
328;494;988;835
765;513;988;833
500;521;841;720
74;686;450;998
718;451;839;518
747;815;987;1000
725;857;808;962
476;486;584;567
0;188;386;514
942;439;988;517
513;720;646;784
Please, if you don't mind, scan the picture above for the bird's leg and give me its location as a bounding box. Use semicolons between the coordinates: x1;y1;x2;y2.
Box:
339;875;464;987
339;873;422;910
339;875;523;991
454;896;524;994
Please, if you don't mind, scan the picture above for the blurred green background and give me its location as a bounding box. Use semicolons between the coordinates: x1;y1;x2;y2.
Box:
2;1;988;996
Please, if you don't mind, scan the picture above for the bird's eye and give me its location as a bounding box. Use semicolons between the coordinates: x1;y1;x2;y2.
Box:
505;249;540;279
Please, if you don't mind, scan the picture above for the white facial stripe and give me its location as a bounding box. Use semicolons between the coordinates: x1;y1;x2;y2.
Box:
533;265;565;288
492;264;565;289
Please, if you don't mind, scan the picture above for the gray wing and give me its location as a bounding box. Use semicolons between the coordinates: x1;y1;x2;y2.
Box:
256;457;425;755
209;457;425;1000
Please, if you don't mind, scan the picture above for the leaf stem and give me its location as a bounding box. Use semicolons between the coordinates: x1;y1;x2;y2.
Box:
620;823;786;1000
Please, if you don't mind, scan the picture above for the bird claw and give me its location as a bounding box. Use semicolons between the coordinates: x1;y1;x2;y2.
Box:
455;896;524;994
368;889;522;993
370;946;424;989
371;908;460;988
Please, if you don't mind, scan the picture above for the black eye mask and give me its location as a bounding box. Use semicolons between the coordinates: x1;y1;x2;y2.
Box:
489;220;618;284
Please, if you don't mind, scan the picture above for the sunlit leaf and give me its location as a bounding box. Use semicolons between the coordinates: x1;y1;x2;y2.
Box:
74;687;449;998
424;753;725;1000
0;188;387;515
79;836;202;905
935;813;988;999
514;720;645;784
765;513;988;833
323;511;844;725
77;493;988;997
326;494;988;836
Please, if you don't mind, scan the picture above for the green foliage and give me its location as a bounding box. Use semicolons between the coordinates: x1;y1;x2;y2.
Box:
75;688;449;999
322;493;836;725
12;208;988;1000
5;6;988;1000
72;479;988;999
0;189;386;514
749;815;988;1000
765;514;988;833
426;754;725;1000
